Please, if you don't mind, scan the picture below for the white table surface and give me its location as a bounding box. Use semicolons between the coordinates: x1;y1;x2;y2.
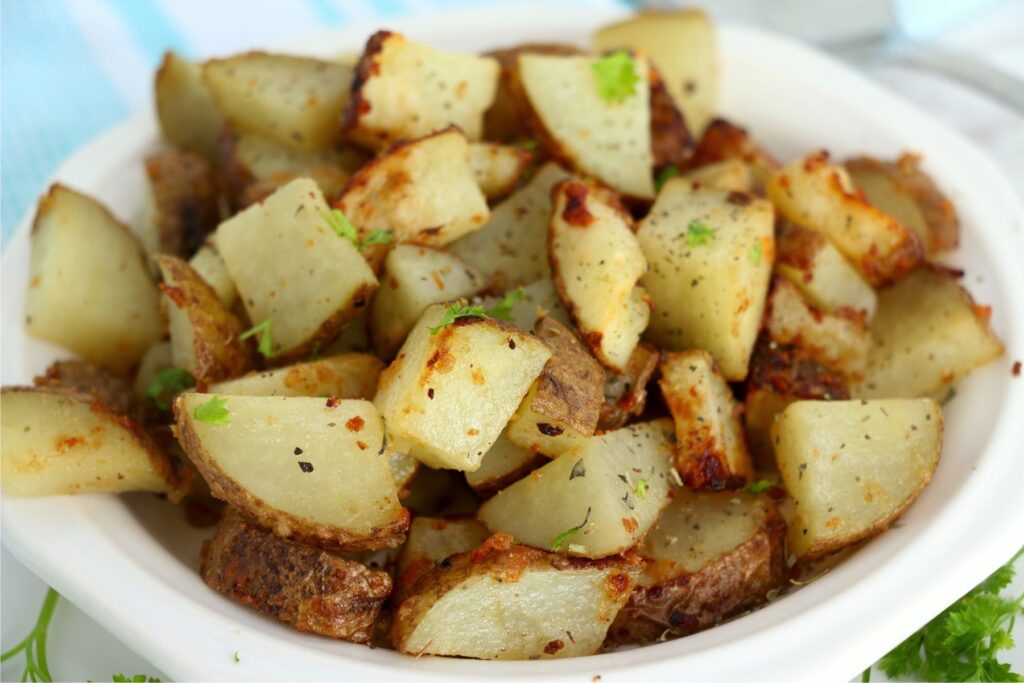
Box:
2;1;1022;681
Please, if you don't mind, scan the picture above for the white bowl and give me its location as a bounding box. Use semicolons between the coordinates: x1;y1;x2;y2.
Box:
3;4;1023;681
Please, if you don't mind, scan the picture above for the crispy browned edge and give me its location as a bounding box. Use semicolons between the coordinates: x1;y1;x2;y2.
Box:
35;360;151;424
4;385;193;501
172;395;410;551
145;149;220;258
271;280;378;366
774;219;829;272
606;499;787;644
465;451;548;498
659;350;750;491
845;153;959;254
788;405;943;563
688;118;779;190
476;144;535;200
391;515;488;605
648;63;693;172
598;342;660;430
217;352;384;400
528;316;605;437
155;254;253;384
341;31;399;150
216;125;255;210
390;532;641;653
202;507;392;642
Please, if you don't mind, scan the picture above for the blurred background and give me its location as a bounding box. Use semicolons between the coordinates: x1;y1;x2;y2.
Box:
2;0;1022;680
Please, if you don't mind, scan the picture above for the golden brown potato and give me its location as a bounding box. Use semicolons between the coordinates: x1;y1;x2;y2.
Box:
660;350;754;490
649;64;693;172
201;508;392;642
155;255;252;385
608;490;787;643
766;151;923;287
464;430;545;496
506;317;605;457
681;158;753;193
35;360;149;424
598;342;660;431
209;353;383;400
845;153;958;254
393;516;490;603
689;119;779;190
174;394;408;551
154;51;224;162
468;142;533;200
139;150;220;259
1;387;190;499
391;533;640;659
773;399;942;561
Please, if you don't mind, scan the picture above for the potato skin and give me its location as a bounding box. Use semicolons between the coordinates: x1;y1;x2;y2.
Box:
202;508;392;642
607;506;787;643
145;149;220;258
530;316;605;436
597;342;659;431
649;64;692;172
35;360;150;424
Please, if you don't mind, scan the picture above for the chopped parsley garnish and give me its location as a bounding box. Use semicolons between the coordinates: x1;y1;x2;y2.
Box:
875;546;1024;682
486;287;526;321
655;165;680;192
518;139;538;151
239;319;275;358
635;479;648;499
591;51;640;104
428;300;487;334
551;507;592;552
145;366;195;411
566;543;587;554
749;241;763;266
744;479;777;494
194;396;230;425
686;220;718;247
321;209;393;251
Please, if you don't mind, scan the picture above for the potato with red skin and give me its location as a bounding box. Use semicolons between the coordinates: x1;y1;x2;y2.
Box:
689;118;779;191
202;508;392;643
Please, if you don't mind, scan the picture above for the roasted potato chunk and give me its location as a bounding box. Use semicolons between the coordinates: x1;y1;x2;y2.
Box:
25;184;164;374
766;151;922;286
155;255;252;385
335;127;490;254
133;341;173;401
1;387;188;499
139;150;220;259
209;353;383;400
608;490;787;643
36;360;149;424
394;516;490;602
775;220;877;320
214;178;378;358
648;64;693;172
549;179;650;372
188;244;238;310
853;267;1004;399
598;342;660;431
468;142;533;199
391;533;639;659
594;10;716;135
660;350;754;490
506;317;605;457
773;399;942;561
637;181;773;380
174;394;408;550
845;153;958;254
154;51;224;162
478;278;571;332
766;279;870;379
682;158;753;193
370;244;487;359
449;163;571;291
478;420;676;558
464;430;545;496
204;52;353;151
202;508;391;642
373;304;551;471
689;118;779;190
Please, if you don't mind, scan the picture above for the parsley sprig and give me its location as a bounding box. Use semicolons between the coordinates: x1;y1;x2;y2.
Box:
686;220;718;247
871;546;1024;682
194;396;230;425
655;165;680;192
551;507;592;552
591;51;640;104
744;479;777;494
145;367;195;411
239;319;274;358
428;289;526;334
1;587;58;682
321;209;392;252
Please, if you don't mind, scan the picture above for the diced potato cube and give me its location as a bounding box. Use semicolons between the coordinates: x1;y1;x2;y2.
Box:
1;387;188;498
608;490;787;643
853;267;1004;398
689;119;779;190
209;353;383;400
448;163;570;291
660;350;754;489
682;158;753;193
335;128;490;253
214;178;378;358
478;420;676;558
174;394;407;550
766;152;922;286
598;342;660;431
468;142;533;199
464;429;545;495
478;278;571;332
593;10;716;135
188;244;237;309
773;399;942;561
391;534;639;659
204;52;353;151
550;180;650;371
370;244;487;359
506;317;605;457
766;279;870;378
394;516;490;601
154;51;224;162
637;181;773;380
517;53;654;198
138;150;220;261
373;304;551;471
775;221;877;320
344;31;499;149
25;185;164;373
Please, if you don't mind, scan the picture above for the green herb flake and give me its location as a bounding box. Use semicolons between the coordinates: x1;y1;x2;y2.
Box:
321;209;392;252
655;165;680;192
359;229;394;250
239;319;275;358
686;220;718;247
486;287;526;321
749;241;763;266
591;51;640;104
194;396;231;425
744;479;777;494
233;652;240;664
551;507;592;552
635;479;648;499
145;367;195;411
428;300;488;334
519;139;538;151
566;543;587;554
